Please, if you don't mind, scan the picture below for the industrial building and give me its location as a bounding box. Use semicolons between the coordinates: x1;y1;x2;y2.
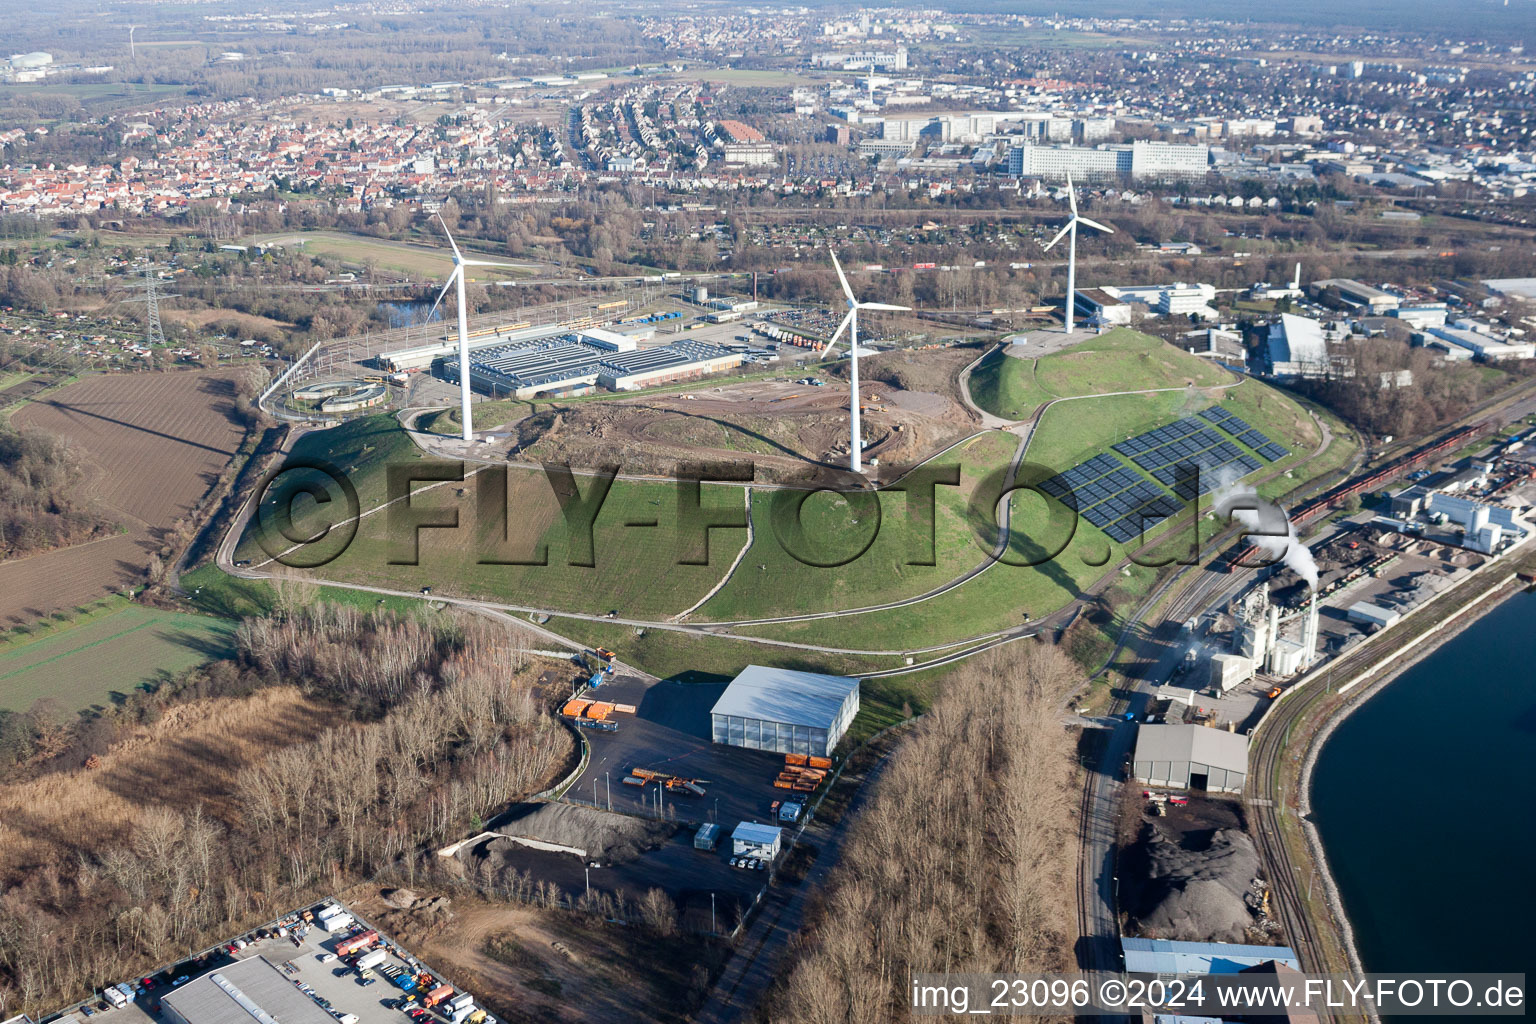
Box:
710;665;860;758
1006;140;1210;181
731;822;784;859
1231;586;1320;677
1133;724;1249;794
1309;278;1401;313
379;322;569;372
161;957;336;1024
1077;282;1218;322
1347;601;1402;629
597;341;742;391
1423;322;1535;361
1121;937;1300;975
435;334;742;399
1265;313;1330;378
441;340;601;400
1208;652;1255;693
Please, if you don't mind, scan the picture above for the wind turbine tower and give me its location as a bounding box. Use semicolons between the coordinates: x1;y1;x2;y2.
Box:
429;215;526;443
1041;174;1113;334
821;249;909;473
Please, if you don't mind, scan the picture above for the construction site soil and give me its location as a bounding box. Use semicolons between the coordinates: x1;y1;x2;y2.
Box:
503;362;979;481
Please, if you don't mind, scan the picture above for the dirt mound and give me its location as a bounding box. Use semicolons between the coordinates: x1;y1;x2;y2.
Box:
383;887;419;909
1129;825;1259;943
478;801;676;865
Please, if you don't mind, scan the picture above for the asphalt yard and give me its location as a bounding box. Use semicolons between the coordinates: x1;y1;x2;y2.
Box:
563;671;794;831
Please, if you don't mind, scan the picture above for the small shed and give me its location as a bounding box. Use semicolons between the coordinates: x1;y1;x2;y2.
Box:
694;823;721;851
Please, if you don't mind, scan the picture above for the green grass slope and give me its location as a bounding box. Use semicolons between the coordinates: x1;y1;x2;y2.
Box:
970;327;1234;421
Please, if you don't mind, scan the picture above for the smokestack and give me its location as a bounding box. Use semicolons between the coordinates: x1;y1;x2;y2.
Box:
1292;261;1301;291
1303;595;1319;666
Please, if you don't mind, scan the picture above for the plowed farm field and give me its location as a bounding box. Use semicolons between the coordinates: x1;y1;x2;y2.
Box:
0;371;249;624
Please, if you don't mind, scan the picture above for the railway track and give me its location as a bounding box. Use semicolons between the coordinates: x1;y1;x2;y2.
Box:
1245;559;1528;1015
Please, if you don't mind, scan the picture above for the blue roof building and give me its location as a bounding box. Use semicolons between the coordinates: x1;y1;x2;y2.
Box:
1122;937;1300;975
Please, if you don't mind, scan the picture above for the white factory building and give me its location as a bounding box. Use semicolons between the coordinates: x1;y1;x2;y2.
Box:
1006;140;1210;181
1423;322;1535;362
1231;585;1319;678
1087;282;1219;321
710;665;860;758
1265;313;1330;378
1423;491;1531;553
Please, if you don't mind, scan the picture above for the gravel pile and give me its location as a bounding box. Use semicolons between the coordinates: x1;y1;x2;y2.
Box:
1133;825;1259;943
477;801;675;864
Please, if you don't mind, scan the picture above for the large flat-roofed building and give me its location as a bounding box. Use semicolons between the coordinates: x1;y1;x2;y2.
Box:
442;339;601;399
1007;140;1209;181
1121;937;1300;975
596;341;742;390
710;665;860;757
1265;313;1329;378
161;956;337;1024
1309;278;1400;312
1133;724;1248;794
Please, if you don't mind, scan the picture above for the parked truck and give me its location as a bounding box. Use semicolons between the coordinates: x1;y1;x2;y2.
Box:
335;930;378;957
354;949;388;972
423;985;455;1008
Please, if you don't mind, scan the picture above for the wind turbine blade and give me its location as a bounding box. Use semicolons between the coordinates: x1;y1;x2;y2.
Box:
462;259;530;269
858;302;910;312
821;308;856;354
429;267;459;320
829;247;856;304
1043;222;1072;251
1067;173;1077;216
1076;216;1114;234
437;213;462;262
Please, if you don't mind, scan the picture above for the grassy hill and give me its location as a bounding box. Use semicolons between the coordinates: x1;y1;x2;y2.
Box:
970;327;1235;421
234;415;750;619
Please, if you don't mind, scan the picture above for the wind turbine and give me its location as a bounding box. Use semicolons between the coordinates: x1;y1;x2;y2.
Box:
1041;174;1113;334
429;215;524;443
821;248;909;473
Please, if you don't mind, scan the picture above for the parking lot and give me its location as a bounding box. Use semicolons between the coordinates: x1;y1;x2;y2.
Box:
443;668;825;930
52;905;476;1024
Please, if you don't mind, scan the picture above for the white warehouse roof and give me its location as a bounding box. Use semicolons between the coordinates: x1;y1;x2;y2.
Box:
710;665;859;729
1121;937;1300;975
1134;724;1248;775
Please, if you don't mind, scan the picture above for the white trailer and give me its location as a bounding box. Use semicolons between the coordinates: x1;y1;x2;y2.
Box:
354;948;389;971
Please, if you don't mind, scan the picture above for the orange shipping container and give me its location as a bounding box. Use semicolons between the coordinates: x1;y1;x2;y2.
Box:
784;753;808;767
773;779;794;789
807;756;831;769
562;699;592;717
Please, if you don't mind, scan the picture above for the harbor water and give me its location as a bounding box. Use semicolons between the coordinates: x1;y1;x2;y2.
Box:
1311;588;1536;982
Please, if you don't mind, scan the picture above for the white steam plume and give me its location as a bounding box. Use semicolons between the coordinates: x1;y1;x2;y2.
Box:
1209;467;1318;589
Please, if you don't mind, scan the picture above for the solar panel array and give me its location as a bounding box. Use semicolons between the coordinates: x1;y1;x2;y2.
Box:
1038;453;1184;543
1198;406;1290;462
1039;408;1292;546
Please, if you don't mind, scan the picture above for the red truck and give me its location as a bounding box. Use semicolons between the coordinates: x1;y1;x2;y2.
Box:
335;931;378;957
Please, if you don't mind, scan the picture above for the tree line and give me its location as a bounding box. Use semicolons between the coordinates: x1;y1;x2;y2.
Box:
0;605;571;1018
766;645;1079;1024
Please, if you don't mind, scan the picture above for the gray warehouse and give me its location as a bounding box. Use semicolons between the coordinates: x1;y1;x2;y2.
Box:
710;665;860;758
1133;724;1248;794
161;956;336;1024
